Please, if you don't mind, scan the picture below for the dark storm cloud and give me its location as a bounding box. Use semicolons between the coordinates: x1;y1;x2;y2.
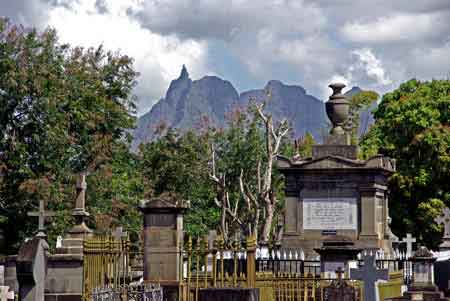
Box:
3;0;450;113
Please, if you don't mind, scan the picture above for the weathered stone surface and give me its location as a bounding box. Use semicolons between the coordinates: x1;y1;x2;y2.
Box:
139;196;189;301
17;236;49;301
199;288;259;301
45;255;83;294
277;84;396;258
312;145;357;160
350;255;388;301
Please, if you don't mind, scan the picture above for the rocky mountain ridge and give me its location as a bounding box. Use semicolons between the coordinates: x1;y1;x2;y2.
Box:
132;66;370;149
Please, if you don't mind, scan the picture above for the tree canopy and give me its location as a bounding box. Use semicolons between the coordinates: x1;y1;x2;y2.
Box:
0;19;139;250
360;79;450;247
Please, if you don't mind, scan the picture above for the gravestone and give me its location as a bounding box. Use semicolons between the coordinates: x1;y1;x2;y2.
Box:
314;235;361;279
16;235;49;301
139;196;189;301
350;255;388;301
112;227;128;241
434;259;450;297
58;172;93;254
323;268;357;301
435;208;450;251
48;173;91;301
278;83;396;258
27;199;55;235
401;233;416;258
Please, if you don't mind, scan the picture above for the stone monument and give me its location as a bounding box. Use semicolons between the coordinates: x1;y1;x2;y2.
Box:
435;207;450;251
17;199;53;301
401;233;416;258
323;268;358;301
47;172;92;301
350;255;389;301
139;195;189;301
16;235;49;301
314;235;361;278
278;83;396;258
57;172;93;254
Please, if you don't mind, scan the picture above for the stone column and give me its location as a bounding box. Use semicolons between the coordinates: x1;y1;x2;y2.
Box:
358;187;379;247
139;197;189;301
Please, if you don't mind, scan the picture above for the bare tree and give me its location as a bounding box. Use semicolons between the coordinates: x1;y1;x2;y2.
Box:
239;101;290;243
209;144;243;242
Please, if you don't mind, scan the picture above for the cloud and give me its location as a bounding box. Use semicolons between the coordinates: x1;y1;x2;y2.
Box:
45;0;209;114
352;49;392;86
0;0;52;28
131;0;326;41
341;13;446;44
2;0;450;115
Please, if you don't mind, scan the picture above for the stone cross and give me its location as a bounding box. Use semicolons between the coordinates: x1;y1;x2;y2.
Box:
0;286;14;301
350;255;388;301
401;233;416;258
435;207;450;238
112;227;127;240
27;199;55;234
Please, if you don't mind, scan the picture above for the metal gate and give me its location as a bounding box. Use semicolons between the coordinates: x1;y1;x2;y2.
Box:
83;236;131;300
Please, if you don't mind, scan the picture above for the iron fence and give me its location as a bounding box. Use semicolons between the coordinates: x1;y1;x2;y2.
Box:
91;284;163;301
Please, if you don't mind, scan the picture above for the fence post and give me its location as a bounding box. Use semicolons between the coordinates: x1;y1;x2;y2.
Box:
246;235;257;288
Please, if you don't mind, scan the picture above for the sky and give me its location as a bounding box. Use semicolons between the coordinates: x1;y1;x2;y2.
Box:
2;0;450;115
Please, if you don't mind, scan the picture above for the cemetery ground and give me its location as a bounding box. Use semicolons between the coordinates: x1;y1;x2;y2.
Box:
1;81;450;301
2;16;450;301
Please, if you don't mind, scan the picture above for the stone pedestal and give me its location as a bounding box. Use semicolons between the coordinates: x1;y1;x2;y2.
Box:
279;153;395;257
314;236;361;278
278;83;396;258
45;254;83;301
139;196;189;301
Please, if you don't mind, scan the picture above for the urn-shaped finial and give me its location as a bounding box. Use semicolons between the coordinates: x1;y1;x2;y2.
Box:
326;83;350;135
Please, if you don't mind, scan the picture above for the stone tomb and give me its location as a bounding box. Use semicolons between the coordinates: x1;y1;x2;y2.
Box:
139;196;189;301
278;83;396;258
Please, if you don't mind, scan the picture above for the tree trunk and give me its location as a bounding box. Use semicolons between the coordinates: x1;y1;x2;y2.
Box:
261;202;274;242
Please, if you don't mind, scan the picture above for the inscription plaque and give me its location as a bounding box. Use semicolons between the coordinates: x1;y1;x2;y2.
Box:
303;198;357;230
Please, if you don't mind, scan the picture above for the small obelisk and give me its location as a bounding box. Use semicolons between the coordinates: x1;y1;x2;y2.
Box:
57;172;93;254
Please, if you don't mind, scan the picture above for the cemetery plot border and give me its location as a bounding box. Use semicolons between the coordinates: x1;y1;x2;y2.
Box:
180;235;364;301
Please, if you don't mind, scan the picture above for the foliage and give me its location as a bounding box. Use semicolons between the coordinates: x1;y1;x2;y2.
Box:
294;132;315;158
360;79;450;248
0;19;138;252
346;90;379;145
139;129;218;237
138;106;294;243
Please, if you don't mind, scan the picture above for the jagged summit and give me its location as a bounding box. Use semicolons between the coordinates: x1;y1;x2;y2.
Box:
132;67;375;149
178;64;189;80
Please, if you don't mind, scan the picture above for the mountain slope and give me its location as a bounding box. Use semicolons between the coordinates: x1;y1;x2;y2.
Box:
132;66;373;149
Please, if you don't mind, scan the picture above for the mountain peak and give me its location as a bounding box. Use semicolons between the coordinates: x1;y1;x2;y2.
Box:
178;64;189;80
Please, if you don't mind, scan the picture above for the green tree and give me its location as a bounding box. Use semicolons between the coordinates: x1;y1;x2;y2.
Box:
293;132;315;158
0;19;138;251
346;90;379;145
360;79;450;248
139;129;218;237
